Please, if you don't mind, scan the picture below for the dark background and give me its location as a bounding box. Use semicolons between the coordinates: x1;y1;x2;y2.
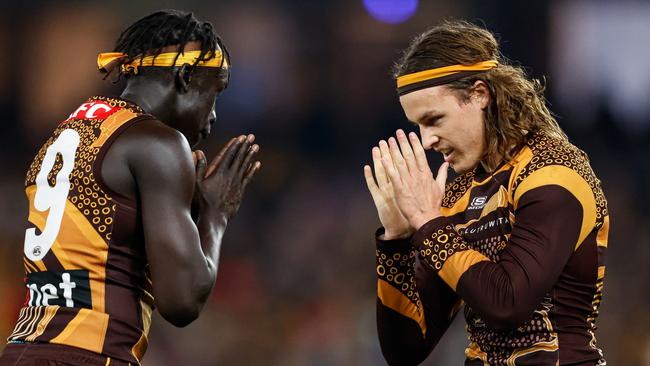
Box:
0;1;648;365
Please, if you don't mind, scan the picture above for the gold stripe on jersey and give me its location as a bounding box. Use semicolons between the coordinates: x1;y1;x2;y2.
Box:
597;216;609;247
466;342;489;365
50;308;109;354
91;109;139;148
507;146;534;191
439;250;491;291
506;338;559;366
377;279;427;336
25;306;59;342
25;188;109;313
131;298;153;362
513;165;597;249
23;258;39;273
10;306;43;339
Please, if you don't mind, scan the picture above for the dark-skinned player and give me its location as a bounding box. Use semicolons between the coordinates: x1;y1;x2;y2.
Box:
0;10;260;366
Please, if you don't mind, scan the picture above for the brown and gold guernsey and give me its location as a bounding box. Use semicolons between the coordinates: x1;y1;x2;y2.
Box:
376;132;608;365
7;96;156;365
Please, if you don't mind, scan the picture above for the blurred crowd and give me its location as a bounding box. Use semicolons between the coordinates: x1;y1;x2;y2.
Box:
0;1;648;365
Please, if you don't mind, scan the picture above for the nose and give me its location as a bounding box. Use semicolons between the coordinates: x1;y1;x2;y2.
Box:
419;126;440;150
208;109;217;126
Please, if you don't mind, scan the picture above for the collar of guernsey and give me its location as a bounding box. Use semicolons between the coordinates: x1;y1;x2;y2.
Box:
396;60;498;96
97;47;229;75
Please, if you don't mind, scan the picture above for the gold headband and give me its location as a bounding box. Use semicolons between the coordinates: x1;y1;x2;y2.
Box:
396;60;498;95
97;49;229;75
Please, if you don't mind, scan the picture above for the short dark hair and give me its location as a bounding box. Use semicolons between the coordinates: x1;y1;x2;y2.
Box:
114;9;230;70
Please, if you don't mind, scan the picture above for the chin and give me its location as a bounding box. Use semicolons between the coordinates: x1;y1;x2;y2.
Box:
451;165;467;174
451;160;476;174
188;136;201;148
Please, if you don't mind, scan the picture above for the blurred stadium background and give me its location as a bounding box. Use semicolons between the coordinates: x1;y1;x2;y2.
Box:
0;0;649;365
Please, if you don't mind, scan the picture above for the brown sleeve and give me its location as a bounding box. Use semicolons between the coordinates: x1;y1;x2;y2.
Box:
375;228;461;365
412;182;592;331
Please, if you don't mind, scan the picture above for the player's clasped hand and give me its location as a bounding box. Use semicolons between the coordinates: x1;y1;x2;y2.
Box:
364;140;413;240
365;129;448;235
193;134;261;223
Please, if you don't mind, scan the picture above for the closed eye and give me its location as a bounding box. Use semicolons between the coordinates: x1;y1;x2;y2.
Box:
420;114;443;127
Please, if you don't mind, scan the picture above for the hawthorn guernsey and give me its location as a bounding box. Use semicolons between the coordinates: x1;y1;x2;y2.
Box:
9;96;156;364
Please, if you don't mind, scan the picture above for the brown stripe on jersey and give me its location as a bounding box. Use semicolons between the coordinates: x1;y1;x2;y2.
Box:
49;308;109;354
94;115;152;363
509;345;559;365
554;231;602;364
131;297;154;362
41;248;65;272
27;306;80;342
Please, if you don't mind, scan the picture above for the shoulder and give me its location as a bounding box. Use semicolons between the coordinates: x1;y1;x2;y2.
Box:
510;132;607;215
511;133;596;191
117;118;194;179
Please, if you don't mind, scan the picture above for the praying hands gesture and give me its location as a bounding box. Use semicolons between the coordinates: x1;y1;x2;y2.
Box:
364;129;449;238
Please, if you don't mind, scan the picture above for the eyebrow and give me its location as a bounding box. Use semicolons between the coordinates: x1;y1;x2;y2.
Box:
415;110;444;124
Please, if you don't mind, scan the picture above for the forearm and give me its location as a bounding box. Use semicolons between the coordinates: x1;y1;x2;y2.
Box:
375;229;458;364
412;186;584;330
194;207;228;297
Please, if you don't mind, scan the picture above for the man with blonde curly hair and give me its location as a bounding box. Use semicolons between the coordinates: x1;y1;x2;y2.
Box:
365;20;608;365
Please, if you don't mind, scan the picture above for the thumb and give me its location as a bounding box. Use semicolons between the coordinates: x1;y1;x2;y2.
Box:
195;150;207;181
435;162;449;192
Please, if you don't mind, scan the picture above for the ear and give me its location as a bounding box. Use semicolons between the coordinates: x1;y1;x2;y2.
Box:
471;80;491;110
175;63;192;93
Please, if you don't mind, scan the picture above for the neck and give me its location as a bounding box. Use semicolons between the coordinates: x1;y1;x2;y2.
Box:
120;78;175;124
480;154;501;173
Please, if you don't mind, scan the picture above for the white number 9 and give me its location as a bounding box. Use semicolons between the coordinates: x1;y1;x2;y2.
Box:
25;129;80;261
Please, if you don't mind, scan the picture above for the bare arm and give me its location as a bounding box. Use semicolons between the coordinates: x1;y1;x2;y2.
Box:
125;121;259;326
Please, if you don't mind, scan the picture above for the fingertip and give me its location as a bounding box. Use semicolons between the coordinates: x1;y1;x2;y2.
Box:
247;134;255;142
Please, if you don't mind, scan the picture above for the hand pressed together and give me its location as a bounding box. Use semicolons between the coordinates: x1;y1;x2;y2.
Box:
364;142;413;240
193;134;261;224
365;129;448;235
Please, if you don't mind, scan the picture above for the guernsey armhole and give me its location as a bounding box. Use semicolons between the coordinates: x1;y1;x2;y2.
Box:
93;115;156;210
